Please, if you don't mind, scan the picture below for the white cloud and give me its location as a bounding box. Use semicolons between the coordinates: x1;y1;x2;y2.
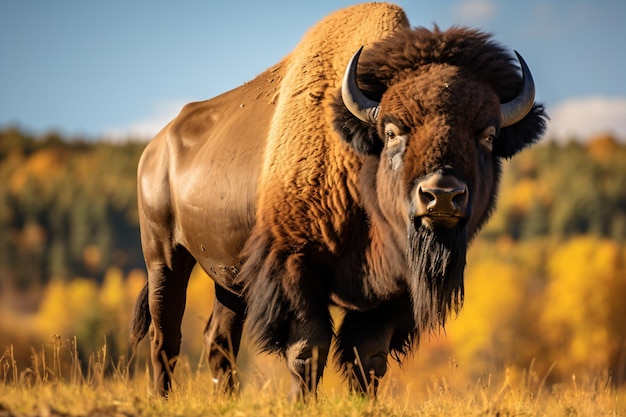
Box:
545;97;626;143
453;0;498;26
104;99;191;141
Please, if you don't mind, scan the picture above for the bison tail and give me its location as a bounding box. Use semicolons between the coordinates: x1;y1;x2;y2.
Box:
129;282;151;348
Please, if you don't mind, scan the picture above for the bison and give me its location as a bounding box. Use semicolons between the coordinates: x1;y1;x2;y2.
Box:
130;3;547;399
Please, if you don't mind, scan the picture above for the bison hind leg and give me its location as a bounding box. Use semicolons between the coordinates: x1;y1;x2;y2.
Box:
144;244;196;396
203;283;246;393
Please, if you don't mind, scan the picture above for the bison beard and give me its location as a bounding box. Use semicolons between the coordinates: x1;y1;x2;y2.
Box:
407;223;467;333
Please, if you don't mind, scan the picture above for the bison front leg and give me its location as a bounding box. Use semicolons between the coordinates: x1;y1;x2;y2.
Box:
284;317;332;401
203;284;246;393
335;298;414;397
336;309;392;397
146;246;196;396
242;250;333;399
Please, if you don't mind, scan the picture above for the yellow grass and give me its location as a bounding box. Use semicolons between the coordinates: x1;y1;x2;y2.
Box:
1;340;625;417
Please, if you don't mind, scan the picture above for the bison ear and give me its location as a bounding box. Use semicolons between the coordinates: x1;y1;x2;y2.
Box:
494;104;549;158
331;96;384;155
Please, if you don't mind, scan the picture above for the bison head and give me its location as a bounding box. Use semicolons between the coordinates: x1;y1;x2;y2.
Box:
332;27;547;333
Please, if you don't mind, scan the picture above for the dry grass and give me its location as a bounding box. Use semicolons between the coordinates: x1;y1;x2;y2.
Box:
1;339;625;417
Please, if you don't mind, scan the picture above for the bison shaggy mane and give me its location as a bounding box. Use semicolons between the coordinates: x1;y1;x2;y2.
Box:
332;26;547;158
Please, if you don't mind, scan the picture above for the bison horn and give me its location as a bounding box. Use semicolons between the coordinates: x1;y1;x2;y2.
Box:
500;51;536;127
341;46;380;124
342;48;535;127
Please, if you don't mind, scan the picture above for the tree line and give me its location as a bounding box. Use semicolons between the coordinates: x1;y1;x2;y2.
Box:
0;128;144;291
486;133;626;242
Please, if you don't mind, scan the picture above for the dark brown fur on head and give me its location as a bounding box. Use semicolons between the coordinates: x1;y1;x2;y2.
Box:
332;26;547;157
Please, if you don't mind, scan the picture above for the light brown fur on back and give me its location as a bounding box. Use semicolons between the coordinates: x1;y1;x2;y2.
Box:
255;3;409;253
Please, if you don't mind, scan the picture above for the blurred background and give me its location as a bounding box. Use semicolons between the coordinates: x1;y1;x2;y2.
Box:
1;0;625;391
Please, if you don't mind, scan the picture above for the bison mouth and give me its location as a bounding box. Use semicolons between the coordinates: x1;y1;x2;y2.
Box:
417;213;465;230
412;206;470;232
406;221;467;332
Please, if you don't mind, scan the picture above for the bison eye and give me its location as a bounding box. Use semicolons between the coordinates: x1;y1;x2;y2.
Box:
479;126;497;152
481;135;494;152
383;123;407;170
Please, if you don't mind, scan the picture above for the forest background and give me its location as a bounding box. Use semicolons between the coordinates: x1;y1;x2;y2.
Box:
0;126;625;392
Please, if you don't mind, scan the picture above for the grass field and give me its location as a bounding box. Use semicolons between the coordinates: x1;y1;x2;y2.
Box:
1;341;625;417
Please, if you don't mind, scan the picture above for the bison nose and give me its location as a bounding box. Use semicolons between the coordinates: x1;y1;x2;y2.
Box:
418;186;467;213
416;174;468;228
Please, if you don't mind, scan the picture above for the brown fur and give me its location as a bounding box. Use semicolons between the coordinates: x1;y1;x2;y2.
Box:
130;2;547;398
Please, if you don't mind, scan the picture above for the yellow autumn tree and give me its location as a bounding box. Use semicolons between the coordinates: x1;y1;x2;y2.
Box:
586;133;620;163
34;269;151;362
99;266;129;354
447;253;534;375
36;278;99;339
540;236;626;378
440;237;557;380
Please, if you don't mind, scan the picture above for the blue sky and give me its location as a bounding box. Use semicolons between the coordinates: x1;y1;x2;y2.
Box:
1;0;625;142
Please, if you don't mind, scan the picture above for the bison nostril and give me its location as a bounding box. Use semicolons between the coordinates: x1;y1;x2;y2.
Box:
451;188;467;210
418;186;437;210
